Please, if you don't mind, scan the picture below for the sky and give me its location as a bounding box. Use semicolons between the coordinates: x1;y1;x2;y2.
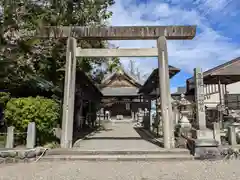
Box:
107;0;240;92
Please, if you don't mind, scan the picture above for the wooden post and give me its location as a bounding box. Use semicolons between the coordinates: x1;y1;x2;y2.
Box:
157;36;174;148
218;78;224;129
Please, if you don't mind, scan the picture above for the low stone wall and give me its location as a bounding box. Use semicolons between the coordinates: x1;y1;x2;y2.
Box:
0;147;47;164
194;146;240;160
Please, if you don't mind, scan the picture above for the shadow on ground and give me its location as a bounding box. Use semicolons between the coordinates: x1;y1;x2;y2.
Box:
72;125;114;144
134;127;164;148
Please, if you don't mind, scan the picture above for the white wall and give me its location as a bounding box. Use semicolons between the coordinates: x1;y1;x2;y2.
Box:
226;81;240;94
203;81;240;108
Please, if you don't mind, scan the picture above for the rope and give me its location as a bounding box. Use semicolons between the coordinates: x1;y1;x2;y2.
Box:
34;148;48;163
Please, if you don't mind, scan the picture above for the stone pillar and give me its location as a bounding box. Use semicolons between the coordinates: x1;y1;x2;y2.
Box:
194;68;206;129
131;111;134;121
53;124;61;139
228;126;237;146
213;122;221;145
26;122;36;149
6;126;14;148
157;36;174;148
193;68;218;148
61;37;77;148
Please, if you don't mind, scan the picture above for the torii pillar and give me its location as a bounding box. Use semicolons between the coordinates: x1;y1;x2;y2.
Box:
157;37;175;148
61;37;77;148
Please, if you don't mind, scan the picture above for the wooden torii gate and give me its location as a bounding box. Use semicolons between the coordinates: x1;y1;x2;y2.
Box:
37;25;196;149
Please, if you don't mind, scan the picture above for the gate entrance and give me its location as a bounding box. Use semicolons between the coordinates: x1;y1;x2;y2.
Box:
37;25;196;148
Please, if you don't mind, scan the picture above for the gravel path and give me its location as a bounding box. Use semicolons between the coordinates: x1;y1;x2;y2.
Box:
0;160;240;180
74;122;161;150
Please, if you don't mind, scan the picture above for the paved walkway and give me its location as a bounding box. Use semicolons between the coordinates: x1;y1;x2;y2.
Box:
73;121;162;150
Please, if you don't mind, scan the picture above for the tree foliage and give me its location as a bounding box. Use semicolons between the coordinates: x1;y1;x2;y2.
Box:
0;0;118;95
0;92;10;108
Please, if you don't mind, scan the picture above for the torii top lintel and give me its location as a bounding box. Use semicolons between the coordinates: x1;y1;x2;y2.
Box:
36;25;196;40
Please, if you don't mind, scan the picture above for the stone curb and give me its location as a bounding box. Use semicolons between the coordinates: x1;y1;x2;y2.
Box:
40;155;194;162
0;147;47;165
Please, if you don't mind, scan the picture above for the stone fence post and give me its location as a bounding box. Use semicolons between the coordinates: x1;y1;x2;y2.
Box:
213;122;221;145
228;125;237;146
5;126;14;148
26;122;36;149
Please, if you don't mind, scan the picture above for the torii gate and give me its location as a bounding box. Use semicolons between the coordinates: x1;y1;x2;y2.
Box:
37;25;196;149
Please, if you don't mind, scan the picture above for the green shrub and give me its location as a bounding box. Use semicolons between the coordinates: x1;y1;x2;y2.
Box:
4;96;60;145
0;92;11;108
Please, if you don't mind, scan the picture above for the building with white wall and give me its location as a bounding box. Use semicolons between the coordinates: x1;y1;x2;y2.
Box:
185;57;240;109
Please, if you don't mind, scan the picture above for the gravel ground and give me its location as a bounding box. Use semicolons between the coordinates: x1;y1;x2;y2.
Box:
0;160;240;180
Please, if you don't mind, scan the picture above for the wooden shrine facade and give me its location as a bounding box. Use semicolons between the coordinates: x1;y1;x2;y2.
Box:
100;68;148;118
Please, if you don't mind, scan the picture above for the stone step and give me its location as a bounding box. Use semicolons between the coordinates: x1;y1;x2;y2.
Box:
41;154;194;162
46;148;191;156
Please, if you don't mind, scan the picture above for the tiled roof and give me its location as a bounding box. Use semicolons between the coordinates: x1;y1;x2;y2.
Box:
187;57;240;84
138;66;180;94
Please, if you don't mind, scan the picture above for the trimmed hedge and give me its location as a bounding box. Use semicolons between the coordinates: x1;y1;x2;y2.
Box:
4;96;60;145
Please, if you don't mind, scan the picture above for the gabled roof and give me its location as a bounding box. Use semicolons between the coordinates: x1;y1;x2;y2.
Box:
187;57;240;85
101;67;142;87
138;65;180;95
75;70;103;100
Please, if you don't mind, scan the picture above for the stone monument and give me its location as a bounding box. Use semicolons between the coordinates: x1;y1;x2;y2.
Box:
193;68;218;158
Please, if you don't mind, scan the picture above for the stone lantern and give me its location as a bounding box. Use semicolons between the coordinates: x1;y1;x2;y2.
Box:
177;94;192;130
229;110;240;121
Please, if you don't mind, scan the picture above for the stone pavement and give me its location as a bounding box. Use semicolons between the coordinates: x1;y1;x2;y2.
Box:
73;121;161;151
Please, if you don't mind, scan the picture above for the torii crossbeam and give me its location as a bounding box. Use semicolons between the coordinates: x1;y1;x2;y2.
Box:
35;25;197;149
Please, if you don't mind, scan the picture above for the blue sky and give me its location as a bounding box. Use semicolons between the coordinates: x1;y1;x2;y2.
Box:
108;0;240;92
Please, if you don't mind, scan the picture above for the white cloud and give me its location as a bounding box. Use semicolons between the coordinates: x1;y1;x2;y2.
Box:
107;0;240;76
